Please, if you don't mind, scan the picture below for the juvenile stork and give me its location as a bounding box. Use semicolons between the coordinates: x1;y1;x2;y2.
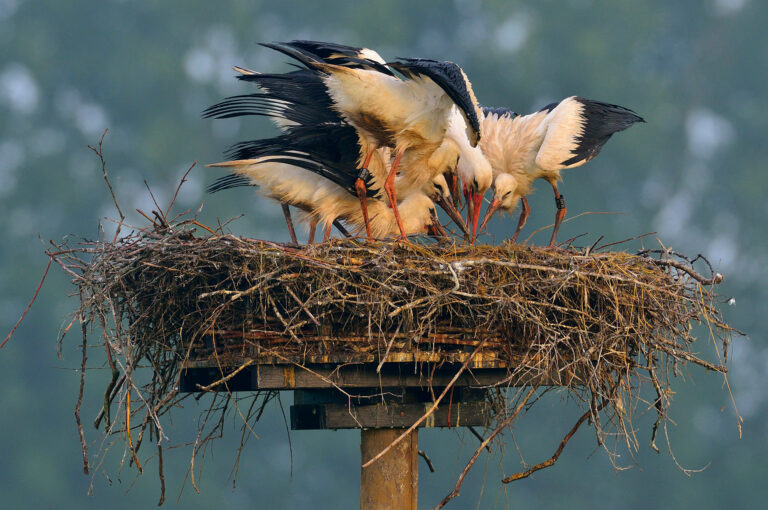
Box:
260;41;483;240
477;98;644;245
207;121;452;240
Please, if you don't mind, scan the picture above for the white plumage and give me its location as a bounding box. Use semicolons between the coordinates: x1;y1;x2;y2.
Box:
208;158;447;239
478;97;644;245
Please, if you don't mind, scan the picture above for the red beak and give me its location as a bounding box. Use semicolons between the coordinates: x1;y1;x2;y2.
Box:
478;197;501;235
470;190;484;244
446;172;462;210
465;187;473;233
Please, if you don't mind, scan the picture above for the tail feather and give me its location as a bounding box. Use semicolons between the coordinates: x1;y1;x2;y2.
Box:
561;97;645;167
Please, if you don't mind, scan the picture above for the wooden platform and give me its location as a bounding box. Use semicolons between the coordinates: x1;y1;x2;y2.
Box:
179;354;542;430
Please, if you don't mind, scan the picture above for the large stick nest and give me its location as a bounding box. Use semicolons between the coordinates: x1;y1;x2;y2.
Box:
51;212;734;504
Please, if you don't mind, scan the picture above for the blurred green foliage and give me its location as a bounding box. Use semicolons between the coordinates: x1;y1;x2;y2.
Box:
0;0;763;508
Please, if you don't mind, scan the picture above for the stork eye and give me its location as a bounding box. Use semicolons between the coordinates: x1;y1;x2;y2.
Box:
472;178;478;190
503;191;512;199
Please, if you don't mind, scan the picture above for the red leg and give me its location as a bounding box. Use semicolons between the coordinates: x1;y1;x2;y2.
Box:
307;219;317;244
510;197;530;244
383;149;407;240
281;203;299;245
354;178;373;241
355;149;375;241
322;222;333;243
548;185;566;247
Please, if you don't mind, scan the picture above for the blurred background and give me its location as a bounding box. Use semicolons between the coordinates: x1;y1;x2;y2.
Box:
1;0;764;508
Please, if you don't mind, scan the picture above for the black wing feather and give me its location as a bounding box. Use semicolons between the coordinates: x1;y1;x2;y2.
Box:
225;123;377;197
561;97;645;166
285;40;394;76
207;174;252;193
258;42;326;72
388;58;481;146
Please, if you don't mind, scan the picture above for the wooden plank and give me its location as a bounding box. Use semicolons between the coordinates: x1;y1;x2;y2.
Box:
183;350;509;368
361;429;418;510
256;364;514;389
290;401;493;429
179;362;578;392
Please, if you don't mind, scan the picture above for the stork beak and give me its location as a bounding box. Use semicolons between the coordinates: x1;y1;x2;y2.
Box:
478;197;501;235
469;190;484;244
436;195;469;236
428;209;448;238
465;187;473;231
446;172;462;209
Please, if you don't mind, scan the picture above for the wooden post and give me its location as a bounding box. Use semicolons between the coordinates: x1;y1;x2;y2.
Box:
360;428;418;510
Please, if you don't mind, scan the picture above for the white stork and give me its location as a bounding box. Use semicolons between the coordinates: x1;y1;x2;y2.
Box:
260;41;483;240
477;98;645;245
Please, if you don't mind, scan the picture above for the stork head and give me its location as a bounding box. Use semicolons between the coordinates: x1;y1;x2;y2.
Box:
427;175;468;236
457;147;492;197
478;173;521;234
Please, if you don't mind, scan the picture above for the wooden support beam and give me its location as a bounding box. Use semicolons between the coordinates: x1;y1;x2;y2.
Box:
361;428;418;510
179;363;576;393
291;401;491;429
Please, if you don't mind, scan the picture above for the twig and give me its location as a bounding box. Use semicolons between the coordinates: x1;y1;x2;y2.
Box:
523;211;627;244
419;450;436;473
157;440;165;506
649;259;723;285
1;256;52;349
75;317;90;474
144;180;165;226
165;161;197;219
502;393;612;483
467;426;491;453
594;232;656;252
88;129;124;242
195;359;255;392
285;287;320;326
126;389;143;473
433;387;536;509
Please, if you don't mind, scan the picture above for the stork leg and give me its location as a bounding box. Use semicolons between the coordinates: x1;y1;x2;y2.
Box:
307;219;317;245
354;177;373;241
322;222;333;243
548;185;567;247
281;204;299;245
355;149;376;241
510;197;530;244
383;149;407;240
